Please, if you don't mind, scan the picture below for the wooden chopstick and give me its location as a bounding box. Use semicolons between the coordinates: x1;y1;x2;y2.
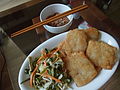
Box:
11;4;88;37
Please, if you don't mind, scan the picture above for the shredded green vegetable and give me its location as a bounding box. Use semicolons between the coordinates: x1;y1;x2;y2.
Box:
21;48;72;90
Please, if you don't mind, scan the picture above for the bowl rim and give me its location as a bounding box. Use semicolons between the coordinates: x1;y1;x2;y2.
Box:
40;3;74;29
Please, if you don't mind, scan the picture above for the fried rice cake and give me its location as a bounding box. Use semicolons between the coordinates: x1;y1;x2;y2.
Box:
58;28;100;55
57;41;67;57
84;27;100;41
64;52;97;87
86;40;117;69
64;29;88;53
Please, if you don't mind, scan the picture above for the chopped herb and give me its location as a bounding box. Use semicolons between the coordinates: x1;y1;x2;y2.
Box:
20;78;30;84
24;69;29;74
22;48;72;89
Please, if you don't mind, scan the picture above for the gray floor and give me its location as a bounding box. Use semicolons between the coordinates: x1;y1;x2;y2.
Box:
12;0;120;55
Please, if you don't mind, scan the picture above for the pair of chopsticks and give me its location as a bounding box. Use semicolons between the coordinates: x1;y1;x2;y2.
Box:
11;4;88;37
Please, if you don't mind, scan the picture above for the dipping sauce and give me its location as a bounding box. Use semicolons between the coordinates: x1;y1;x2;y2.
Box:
46;13;70;27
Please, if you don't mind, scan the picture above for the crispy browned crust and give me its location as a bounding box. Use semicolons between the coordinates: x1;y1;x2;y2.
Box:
86;40;117;69
57;28;117;87
64;29;88;53
58;28;100;55
94;66;102;73
64;52;97;87
57;41;67;57
84;27;100;41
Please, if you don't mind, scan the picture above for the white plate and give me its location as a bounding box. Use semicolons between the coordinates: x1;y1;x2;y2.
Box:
18;31;119;90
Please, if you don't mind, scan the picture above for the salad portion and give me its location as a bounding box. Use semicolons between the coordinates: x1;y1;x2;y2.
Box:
21;48;72;90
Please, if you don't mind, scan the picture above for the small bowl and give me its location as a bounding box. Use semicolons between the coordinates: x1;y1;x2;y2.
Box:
40;4;73;33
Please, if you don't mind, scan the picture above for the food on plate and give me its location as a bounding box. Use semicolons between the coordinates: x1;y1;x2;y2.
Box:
20;27;118;89
63;29;88;53
21;48;72;90
94;66;102;73
46;13;70;27
86;40;117;69
57;41;66;57
64;52;97;87
57;27;118;87
58;28;100;55
84;27;100;40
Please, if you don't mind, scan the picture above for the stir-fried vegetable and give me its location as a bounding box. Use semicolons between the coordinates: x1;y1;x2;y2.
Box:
21;48;72;90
